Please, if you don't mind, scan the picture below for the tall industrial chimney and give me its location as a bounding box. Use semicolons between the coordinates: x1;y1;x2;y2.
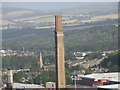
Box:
55;15;66;88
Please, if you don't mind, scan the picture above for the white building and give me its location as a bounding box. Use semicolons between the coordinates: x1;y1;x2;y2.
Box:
97;84;120;90
80;72;120;89
12;83;44;89
81;72;120;82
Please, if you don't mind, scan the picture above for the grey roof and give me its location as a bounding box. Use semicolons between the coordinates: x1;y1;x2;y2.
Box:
12;83;44;89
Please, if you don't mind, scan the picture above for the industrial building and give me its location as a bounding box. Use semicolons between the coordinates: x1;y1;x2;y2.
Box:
80;72;119;82
79;72;120;89
97;84;119;90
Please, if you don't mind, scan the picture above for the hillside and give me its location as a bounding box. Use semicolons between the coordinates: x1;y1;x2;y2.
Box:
2;2;117;21
60;2;117;15
2;7;45;20
2;25;118;52
100;51;120;72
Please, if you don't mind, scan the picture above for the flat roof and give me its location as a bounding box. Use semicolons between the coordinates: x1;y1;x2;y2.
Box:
46;82;55;83
81;72;120;81
12;83;44;88
97;84;119;89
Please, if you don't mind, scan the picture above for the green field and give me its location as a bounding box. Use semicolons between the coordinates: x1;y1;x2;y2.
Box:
33;16;55;23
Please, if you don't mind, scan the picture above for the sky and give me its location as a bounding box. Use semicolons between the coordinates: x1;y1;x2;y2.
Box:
1;0;119;2
2;2;86;10
2;2;118;11
1;0;119;9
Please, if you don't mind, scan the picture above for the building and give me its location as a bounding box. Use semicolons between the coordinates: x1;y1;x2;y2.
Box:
55;15;66;88
12;83;44;89
43;65;55;71
80;72;120;88
45;82;56;88
68;60;85;67
6;70;44;89
7;70;13;88
97;84;119;90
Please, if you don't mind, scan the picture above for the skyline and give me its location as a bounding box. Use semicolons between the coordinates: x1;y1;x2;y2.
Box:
2;2;117;11
1;0;119;2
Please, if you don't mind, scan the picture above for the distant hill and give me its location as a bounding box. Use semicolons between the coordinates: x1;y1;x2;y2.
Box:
2;2;118;20
2;7;30;14
2;25;118;52
2;7;45;20
1;2;118;52
50;2;118;15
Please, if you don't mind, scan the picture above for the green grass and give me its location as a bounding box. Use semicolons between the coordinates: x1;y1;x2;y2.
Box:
33;16;55;23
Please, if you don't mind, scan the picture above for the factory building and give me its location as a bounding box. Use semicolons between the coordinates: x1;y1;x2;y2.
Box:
79;72;120;89
97;84;119;90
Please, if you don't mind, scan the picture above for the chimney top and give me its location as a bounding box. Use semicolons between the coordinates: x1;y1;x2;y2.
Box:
55;15;62;32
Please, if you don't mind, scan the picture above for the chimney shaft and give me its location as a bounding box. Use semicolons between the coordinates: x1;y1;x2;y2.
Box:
55;15;66;88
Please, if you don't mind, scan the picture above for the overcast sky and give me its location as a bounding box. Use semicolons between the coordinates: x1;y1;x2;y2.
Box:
1;0;119;2
2;2;118;11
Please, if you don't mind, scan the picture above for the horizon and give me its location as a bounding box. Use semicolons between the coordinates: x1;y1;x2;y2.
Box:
2;2;117;11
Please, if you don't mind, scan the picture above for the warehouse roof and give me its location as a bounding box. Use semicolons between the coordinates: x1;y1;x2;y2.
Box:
81;72;120;82
97;84;119;89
